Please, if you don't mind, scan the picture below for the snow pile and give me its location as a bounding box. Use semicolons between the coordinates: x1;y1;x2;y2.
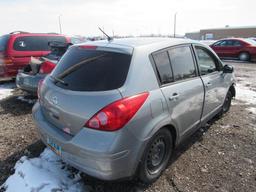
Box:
235;82;256;114
247;107;256;115
0;83;15;100
1;149;85;192
235;84;256;105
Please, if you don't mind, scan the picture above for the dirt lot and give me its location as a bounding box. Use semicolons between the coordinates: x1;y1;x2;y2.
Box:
0;61;256;192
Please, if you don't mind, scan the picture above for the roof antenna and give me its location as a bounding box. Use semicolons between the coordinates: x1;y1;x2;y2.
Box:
98;27;113;41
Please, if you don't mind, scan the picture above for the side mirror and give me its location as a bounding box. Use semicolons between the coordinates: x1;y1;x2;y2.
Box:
223;64;234;73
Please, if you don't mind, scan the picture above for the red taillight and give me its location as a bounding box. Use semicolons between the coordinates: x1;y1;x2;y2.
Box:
39;61;56;74
85;92;149;131
0;57;13;65
37;79;44;99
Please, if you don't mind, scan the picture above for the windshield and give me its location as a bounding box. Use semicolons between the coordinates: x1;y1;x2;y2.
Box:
0;35;10;51
51;46;132;91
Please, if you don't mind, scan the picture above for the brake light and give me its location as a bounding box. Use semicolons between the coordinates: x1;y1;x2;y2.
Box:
39;61;55;74
85;92;149;131
37;79;44;99
78;45;97;49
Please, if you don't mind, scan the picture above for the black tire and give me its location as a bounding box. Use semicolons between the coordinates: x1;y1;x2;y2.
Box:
238;52;250;61
222;91;232;114
138;128;173;184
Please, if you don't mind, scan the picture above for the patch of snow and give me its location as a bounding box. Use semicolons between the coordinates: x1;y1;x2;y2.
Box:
0;83;15;100
1;148;86;192
220;125;231;129
247;107;256;114
235;83;256;105
17;96;37;104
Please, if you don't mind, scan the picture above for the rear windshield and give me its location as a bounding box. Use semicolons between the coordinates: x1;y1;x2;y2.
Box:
244;39;256;46
51;46;132;91
13;36;67;51
0;35;10;51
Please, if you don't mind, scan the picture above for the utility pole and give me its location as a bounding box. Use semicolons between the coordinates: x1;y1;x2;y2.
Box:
58;15;62;34
173;12;177;38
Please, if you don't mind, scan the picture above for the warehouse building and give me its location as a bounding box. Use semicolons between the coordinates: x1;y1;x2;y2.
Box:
185;26;256;40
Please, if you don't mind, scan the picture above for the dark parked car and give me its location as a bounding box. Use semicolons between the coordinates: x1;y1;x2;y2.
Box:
16;41;71;94
210;38;256;61
0;31;70;81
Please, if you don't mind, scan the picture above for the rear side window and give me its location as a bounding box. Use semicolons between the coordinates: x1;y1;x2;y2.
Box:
168;46;196;81
51;47;131;91
152;51;173;84
0;35;10;51
13;36;66;51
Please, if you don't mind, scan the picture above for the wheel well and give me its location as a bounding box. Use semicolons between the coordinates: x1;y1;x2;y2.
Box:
229;84;236;98
163;125;177;147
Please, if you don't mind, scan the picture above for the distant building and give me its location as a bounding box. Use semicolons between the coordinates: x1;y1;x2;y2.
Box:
185;26;256;40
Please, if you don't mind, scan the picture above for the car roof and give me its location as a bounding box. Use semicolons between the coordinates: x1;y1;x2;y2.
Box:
77;37;199;54
85;37;196;47
216;38;245;41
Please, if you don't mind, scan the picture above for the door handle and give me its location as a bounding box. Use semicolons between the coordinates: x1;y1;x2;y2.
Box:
169;93;179;101
205;82;212;88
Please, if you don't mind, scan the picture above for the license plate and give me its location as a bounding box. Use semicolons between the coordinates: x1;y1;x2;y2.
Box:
47;137;62;156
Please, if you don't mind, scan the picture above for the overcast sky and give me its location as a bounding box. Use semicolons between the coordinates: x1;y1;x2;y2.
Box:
0;0;255;37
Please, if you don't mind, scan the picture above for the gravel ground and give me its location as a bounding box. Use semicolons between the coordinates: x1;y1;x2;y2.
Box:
0;61;256;192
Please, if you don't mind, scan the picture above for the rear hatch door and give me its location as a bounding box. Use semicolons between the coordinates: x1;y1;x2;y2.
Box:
40;44;133;135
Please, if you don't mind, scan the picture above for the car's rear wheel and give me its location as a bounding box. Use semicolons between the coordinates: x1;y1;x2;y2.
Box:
138;128;173;184
239;52;250;61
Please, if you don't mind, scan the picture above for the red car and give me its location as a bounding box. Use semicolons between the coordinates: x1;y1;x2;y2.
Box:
0;31;70;80
210;38;256;61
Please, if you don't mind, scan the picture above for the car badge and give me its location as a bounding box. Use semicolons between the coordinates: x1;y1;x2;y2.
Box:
52;96;58;105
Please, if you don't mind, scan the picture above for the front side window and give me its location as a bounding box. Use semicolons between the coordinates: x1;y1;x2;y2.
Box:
153;51;173;84
168;46;196;81
195;47;217;75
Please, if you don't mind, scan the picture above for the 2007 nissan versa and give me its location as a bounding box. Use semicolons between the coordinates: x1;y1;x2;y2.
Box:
32;38;236;183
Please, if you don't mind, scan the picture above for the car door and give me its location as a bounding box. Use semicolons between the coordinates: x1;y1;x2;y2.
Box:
212;40;235;58
193;45;227;122
152;45;204;136
232;40;244;57
211;40;226;57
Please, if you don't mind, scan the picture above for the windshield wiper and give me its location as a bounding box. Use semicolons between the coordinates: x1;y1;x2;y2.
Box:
51;75;68;86
56;54;107;80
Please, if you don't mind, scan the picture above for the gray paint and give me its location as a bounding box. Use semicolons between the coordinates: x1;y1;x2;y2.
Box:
32;37;235;181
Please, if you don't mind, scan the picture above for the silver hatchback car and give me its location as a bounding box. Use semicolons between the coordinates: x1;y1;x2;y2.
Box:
33;38;235;183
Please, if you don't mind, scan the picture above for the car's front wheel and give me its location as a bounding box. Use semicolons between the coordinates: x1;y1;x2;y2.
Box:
138;128;173;184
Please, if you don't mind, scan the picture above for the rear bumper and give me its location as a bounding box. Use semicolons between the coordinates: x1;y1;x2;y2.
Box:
32;102;144;181
16;72;46;94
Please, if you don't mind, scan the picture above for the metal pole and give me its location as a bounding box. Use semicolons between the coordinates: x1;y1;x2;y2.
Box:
58;15;62;34
174;12;177;38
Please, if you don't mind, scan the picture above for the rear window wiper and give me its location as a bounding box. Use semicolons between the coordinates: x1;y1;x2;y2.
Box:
51;75;68;86
56;54;107;80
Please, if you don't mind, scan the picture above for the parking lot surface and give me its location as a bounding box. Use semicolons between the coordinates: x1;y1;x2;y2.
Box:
0;61;256;192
